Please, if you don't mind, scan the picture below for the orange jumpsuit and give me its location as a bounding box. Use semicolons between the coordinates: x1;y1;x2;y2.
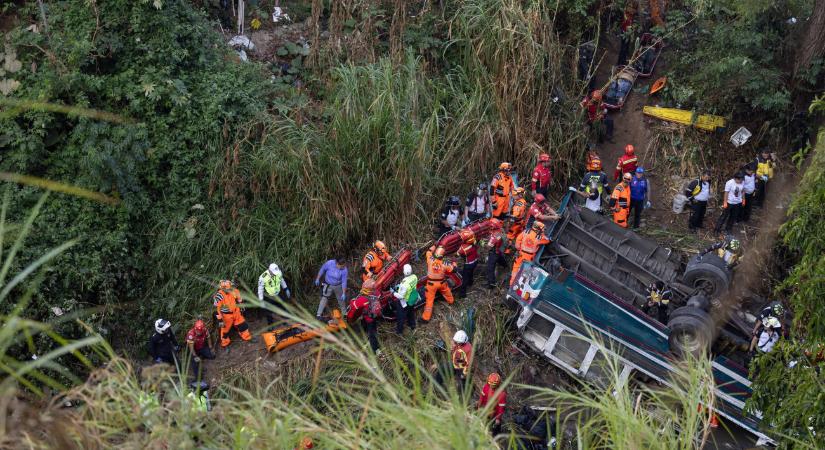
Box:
506;197;528;242
422;250;456;322
610;183;631;228
362;249;389;282
213;288;251;347
510;229;550;285
490;172;515;218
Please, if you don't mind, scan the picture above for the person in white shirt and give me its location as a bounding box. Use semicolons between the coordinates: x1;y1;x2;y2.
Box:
465;182;491;223
749;316;781;356
715;172;745;233
741;163;756;222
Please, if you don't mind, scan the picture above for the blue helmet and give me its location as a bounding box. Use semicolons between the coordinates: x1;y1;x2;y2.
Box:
635;167;645;174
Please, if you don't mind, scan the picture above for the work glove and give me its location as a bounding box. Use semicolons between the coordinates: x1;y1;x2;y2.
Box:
194;356;201;363
340;293;346;302
314;279;320;287
285;289;292;299
217;321;224;329
174;345;181;352
154;357;162;364
645;201;651;209
761;175;768;182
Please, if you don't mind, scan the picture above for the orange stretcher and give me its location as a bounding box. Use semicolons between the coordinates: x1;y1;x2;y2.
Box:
262;310;347;353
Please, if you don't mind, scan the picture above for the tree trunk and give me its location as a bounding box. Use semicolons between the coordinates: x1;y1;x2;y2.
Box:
794;0;825;85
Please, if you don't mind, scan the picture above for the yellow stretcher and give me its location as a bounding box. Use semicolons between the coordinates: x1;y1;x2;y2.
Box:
643;106;726;132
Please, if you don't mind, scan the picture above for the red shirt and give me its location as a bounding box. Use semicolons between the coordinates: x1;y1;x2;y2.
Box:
488;233;506;256
186;327;209;351
614;154;638;180
529;202;550;221
458;242;479;265
584;99;606;122
347;295;376;323
531;164;552;192
478;383;506;421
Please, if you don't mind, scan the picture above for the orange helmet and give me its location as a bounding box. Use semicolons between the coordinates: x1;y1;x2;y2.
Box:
624;144;635;156
487;372;501;387
499;162;512;171
538;153;550;162
587;153;602;171
434;246;446;258
532;221;546;232
373;240;388;254
459;229;475;244
301;437;314;449
194;319;205;331
513;186;525;196
534;194;546;203
360;278;376;295
489;218;503;230
219;280;232;291
591;90;603;101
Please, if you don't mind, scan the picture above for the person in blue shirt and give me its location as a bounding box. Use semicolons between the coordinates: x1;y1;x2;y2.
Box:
314;256;349;319
629;166;651;229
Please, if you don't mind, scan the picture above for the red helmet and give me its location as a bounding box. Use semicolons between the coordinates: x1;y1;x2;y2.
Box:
591;90;603;101
534;194;546;203
301;437;314;449
487;372;501;387
624;144;635;156
538;153;550;162
194;319;205;331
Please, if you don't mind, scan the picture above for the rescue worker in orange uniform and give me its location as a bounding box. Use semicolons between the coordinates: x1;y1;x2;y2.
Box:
506;187;528;244
510;221;550;285
613;144;638;181
362;240;390;282
490;162;515;219
213;280;253;352
610;172;632;228
478;372;507;434
422;245;457;322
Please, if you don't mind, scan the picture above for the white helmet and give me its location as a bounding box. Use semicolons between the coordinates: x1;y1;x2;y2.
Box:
403;264;413;277
155;319;171;334
764;316;781;329
453;330;468;344
268;263;281;276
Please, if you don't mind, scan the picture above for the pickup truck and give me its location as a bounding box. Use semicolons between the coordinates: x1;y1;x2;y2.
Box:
507;191;773;446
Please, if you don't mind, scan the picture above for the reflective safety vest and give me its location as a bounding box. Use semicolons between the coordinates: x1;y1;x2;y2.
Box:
584;174;605;195
756;159;774;179
717;248;739;266
261;271;282;296
451;342;473;375
398;274;419;305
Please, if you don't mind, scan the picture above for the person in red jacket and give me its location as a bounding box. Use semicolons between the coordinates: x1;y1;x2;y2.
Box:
525;194;559;230
456;231;479;299
531;153;552;198
614;144;638;181
347;280;382;356
478;372;507;434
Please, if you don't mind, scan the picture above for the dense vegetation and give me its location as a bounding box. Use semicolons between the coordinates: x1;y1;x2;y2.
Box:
747;97;825;449
2;0;825;448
